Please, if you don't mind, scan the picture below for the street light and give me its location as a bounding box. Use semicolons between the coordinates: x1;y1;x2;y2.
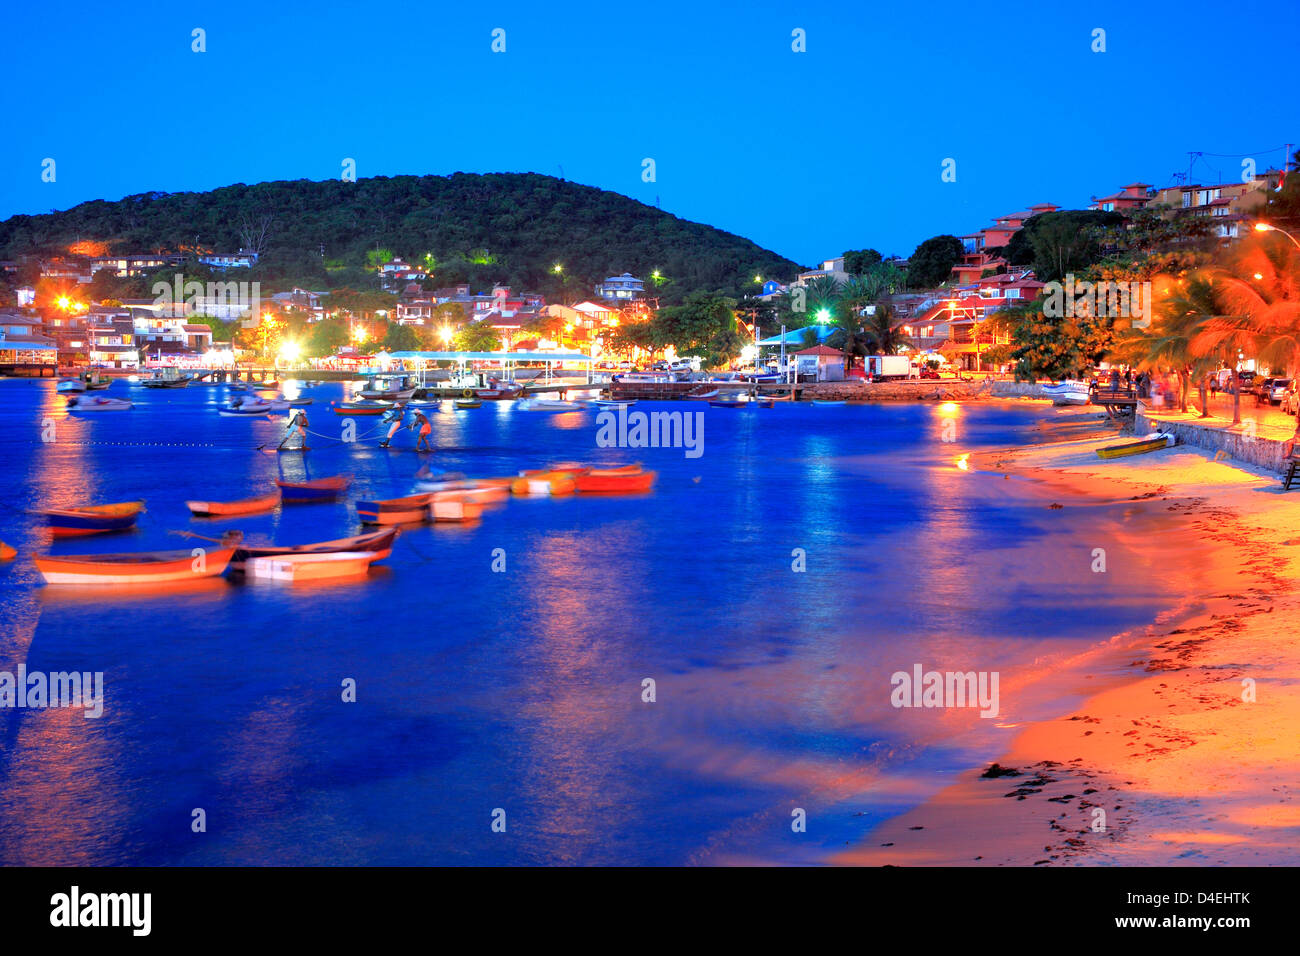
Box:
1254;222;1300;250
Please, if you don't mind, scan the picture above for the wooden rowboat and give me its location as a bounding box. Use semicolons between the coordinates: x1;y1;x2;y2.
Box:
575;467;657;494
41;500;145;537
0;541;16;561
356;493;433;525
332;400;391;416
708;400;748;408
34;532;241;586
275;476;351;502
231;527;398;571
186;490;281;518
454;399;482;409
1096;432;1175;460
246;551;383;583
510;471;578;496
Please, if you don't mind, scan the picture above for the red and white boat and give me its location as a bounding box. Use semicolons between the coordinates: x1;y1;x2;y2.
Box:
34;533;241;586
230;527;397;571
186;490;281;517
245;551;385;582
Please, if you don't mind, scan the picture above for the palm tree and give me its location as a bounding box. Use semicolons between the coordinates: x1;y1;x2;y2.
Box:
1111;273;1216;415
861;304;912;355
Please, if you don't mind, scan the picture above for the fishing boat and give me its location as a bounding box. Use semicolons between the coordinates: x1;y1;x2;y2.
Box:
332;400;392;416
752;398;775;408
811;399;846;407
229;527;397;571
34;532;241;586
1042;380;1091;406
276;396;312;407
219;397;273;416
40;500;145;537
1095;432;1176;460
57;378;87;393
141;368;190;389
245;551;385;583
66;396;132;412
454;398;482;409
0;541;16;561
405;399;442;410
594;398;637;407
575;466;657;494
275;475;351;502
359;375;418;401
475;385;525;400
709;399;748;409
685;388;720;400
185;490;281;517
355;492;433;525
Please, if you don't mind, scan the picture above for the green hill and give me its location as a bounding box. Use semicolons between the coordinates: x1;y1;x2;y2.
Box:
0;172;803;302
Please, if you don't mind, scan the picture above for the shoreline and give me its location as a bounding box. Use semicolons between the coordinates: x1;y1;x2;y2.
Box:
836;419;1300;866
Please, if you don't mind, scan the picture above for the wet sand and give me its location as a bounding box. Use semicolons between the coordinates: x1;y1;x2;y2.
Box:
837;410;1300;865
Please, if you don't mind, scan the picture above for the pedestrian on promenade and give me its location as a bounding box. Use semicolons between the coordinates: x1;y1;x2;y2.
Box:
1109;367;1120;393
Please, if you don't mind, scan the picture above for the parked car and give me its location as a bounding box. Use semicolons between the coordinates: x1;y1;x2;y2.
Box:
1267;377;1292;405
919;366;940;380
1238;370;1258;389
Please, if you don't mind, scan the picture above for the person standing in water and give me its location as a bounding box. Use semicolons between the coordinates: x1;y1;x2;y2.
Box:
280;409;309;451
379;405;405;449
414;410;433;453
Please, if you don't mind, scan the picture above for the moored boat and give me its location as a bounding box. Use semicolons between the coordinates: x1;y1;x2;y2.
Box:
454;398;482;409
332;400;392;415
229;526;397;571
475;384;525;400
0;541;16;561
141;368;190;389
575;466;657;494
57;378;87;393
1096;432;1176;460
219;397;273;416
41;500;145;537
510;468;583;497
245;551;384;583
517;398;584;411
185;490;281;517
67;396;132;412
34;532;241;586
685;388;720;400
811;399;846;407
709;399;748;408
355;493;433;525
1043;380;1091;406
594;398;636;407
275;475;351;502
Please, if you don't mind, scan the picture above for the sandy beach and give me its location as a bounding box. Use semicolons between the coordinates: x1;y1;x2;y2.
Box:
838;408;1300;866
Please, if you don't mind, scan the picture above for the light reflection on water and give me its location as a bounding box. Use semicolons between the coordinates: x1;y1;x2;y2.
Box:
0;379;1173;864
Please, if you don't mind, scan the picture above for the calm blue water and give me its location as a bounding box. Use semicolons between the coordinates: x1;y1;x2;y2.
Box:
0;379;1170;865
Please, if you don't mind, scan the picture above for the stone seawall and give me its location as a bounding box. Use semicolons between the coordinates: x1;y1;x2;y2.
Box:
797;379;1051;402
1136;408;1289;474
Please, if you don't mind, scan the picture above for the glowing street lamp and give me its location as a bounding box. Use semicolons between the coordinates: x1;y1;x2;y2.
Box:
815;308;831;323
57;296;71;311
553;264;563;274
1254;222;1300;250
440;325;453;345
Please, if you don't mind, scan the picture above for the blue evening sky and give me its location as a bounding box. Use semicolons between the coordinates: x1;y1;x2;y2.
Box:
4;0;1295;266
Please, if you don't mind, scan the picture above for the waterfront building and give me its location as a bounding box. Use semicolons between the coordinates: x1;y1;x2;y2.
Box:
596;273;645;301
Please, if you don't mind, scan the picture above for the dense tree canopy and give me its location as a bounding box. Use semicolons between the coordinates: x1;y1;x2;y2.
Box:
906;235;964;288
0;173;804;304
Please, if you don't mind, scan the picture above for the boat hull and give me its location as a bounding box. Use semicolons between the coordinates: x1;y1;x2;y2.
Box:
35;546;236;585
42;501;145;537
575;470;656;493
275;476;351;502
1096;434;1175;460
246;551;381;582
356;493;433;525
186;491;281;517
231;527;397;570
